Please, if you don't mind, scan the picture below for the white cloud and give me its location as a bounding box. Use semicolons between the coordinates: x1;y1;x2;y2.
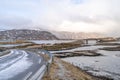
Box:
0;0;120;36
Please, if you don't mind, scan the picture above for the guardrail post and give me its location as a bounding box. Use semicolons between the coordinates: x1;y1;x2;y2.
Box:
46;62;50;76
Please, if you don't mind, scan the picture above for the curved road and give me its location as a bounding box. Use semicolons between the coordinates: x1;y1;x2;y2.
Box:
0;50;46;80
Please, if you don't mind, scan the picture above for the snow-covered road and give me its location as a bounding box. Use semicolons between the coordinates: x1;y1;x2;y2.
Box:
0;50;46;80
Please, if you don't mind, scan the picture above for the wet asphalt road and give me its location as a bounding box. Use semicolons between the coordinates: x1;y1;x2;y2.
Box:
0;50;46;80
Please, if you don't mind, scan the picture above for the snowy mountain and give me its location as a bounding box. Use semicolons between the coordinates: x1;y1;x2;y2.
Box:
0;28;105;40
0;29;58;40
51;31;104;39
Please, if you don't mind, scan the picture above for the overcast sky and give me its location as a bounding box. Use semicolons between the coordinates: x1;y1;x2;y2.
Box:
0;0;120;36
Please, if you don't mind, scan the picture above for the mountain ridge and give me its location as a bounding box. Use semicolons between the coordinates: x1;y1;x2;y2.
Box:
0;29;58;40
51;31;104;39
0;29;105;40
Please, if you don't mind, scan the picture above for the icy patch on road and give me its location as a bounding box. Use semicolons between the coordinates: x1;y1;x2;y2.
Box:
0;50;26;71
0;50;16;59
0;50;33;80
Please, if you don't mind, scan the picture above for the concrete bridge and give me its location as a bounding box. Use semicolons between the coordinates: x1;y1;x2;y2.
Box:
83;38;101;44
82;37;118;44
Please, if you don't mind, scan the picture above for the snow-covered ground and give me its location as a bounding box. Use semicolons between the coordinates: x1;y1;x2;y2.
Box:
62;42;120;80
50;45;116;53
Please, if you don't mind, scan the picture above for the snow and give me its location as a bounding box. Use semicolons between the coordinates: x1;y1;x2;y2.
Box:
50;45;116;53
0;50;13;59
62;44;120;80
0;50;33;80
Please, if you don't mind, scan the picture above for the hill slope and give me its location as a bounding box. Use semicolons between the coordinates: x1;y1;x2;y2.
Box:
51;31;104;39
0;29;58;40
